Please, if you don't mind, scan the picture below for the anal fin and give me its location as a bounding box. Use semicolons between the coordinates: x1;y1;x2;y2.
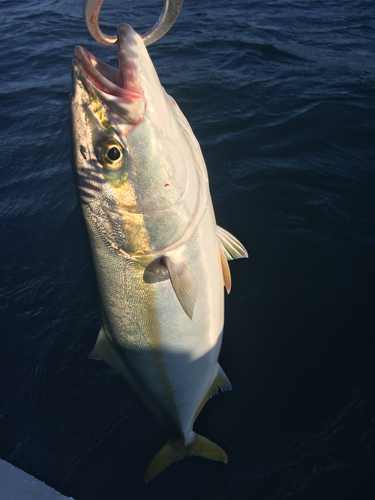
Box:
192;365;232;423
214;365;233;393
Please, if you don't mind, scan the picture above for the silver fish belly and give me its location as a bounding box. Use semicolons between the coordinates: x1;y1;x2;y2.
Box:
70;23;247;481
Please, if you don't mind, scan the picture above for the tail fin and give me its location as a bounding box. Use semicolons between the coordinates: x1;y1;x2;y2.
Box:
144;433;228;483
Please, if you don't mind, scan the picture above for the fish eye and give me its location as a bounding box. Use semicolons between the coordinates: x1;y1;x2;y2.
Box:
97;139;125;171
107;146;121;162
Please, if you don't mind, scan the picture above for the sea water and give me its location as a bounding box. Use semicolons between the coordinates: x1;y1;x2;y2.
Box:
1;1;374;499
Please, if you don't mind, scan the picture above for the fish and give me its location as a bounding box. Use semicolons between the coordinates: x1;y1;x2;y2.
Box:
70;23;247;482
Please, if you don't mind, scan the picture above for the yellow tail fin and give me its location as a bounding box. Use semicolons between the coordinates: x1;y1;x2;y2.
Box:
144;433;228;482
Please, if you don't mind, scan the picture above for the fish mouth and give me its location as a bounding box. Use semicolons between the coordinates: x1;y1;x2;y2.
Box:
73;24;146;124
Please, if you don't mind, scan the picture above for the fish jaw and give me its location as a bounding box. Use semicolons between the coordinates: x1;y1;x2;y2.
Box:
71;23;209;258
73;26;145;126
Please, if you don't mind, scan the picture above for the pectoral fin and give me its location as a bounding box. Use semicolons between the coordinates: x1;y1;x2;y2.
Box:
217;225;248;260
163;256;198;320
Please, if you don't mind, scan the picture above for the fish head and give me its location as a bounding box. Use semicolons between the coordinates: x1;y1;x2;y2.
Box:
71;24;208;258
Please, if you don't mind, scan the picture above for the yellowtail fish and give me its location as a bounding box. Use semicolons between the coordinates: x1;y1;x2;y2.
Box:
70;23;247;482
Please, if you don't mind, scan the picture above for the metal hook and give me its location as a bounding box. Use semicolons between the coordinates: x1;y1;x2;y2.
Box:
84;0;184;46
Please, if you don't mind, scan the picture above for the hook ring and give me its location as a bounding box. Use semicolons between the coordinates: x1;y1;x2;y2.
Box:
84;0;184;46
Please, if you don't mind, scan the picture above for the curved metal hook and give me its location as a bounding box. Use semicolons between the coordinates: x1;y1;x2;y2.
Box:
84;0;184;46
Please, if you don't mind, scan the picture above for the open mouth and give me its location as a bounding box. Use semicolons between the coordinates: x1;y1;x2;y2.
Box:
74;46;141;101
73;32;146;125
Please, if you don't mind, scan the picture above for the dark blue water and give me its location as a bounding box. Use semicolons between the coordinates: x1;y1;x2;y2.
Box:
1;0;375;498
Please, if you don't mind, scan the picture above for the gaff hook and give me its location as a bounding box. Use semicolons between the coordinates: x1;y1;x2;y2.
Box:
84;0;184;46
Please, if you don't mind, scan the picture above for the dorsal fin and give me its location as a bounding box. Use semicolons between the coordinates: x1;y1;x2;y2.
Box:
89;327;175;430
217;225;248;260
163;256;199;320
89;327;130;377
